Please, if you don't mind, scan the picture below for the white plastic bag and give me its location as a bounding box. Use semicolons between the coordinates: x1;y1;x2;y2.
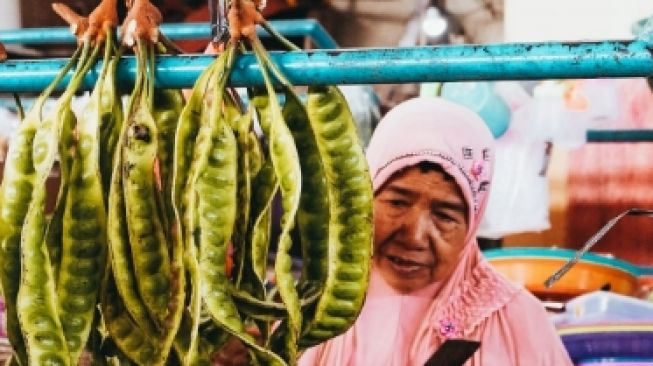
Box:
478;82;551;238
478;138;551;238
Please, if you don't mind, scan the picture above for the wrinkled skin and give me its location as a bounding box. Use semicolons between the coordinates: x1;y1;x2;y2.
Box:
373;165;469;294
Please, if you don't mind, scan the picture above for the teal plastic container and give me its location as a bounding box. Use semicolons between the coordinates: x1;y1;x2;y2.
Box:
441;82;511;138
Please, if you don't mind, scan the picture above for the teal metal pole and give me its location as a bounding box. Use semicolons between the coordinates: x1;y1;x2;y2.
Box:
587;129;653;142
0;40;651;93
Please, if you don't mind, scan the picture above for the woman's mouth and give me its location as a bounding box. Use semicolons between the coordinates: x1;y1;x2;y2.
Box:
386;255;429;276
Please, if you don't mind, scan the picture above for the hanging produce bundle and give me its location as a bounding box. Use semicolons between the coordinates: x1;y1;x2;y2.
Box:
0;0;372;364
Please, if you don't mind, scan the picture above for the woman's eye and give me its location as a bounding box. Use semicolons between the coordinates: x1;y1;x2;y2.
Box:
434;211;456;223
387;199;408;208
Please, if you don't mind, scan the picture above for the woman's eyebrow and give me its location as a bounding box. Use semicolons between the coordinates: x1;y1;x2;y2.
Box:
385;185;415;197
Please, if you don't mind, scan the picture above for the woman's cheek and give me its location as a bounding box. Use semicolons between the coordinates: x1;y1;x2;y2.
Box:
433;240;460;280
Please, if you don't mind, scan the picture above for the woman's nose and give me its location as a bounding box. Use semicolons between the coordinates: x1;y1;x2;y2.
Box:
401;209;434;250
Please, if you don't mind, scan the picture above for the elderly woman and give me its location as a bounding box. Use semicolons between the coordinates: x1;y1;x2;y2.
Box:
298;97;572;365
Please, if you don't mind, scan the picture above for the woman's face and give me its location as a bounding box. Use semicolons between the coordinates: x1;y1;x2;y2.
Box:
373;165;469;294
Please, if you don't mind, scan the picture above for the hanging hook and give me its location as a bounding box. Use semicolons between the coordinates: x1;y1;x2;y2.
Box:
210;0;230;44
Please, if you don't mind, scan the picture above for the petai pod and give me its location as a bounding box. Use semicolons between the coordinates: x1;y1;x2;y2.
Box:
196;112;286;366
0;46;82;365
55;34;115;364
56;39;113;364
152;88;184;232
248;93;278;286
181;80;222;365
98;52;124;204
17;43;101;366
243;155;277;344
171;57;222;239
170;61;220;363
106;101;159;340
18;187;70;366
249;87;273;137
122;104;172;328
101;272;159;366
253;39;302;363
176;47;233;364
232;101;273;344
299;85;373;348
248;131;263;178
44;108;76;286
248;162;276;286
142;44;187;363
231;105;252;290
105;48;162;360
282;88;330;297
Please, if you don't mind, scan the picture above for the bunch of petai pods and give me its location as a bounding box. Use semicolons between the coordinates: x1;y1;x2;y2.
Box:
0;0;372;365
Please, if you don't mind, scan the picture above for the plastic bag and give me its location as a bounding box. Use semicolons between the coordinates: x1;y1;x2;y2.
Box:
523;80;620;148
477;138;551;238
478;81;551;238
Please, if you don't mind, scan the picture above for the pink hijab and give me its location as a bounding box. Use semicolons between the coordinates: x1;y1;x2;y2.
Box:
299;97;572;366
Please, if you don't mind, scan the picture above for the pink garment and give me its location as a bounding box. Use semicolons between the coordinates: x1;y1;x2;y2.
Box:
299;97;572;366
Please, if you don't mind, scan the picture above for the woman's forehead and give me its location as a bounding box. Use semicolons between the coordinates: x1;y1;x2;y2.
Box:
381;166;467;205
